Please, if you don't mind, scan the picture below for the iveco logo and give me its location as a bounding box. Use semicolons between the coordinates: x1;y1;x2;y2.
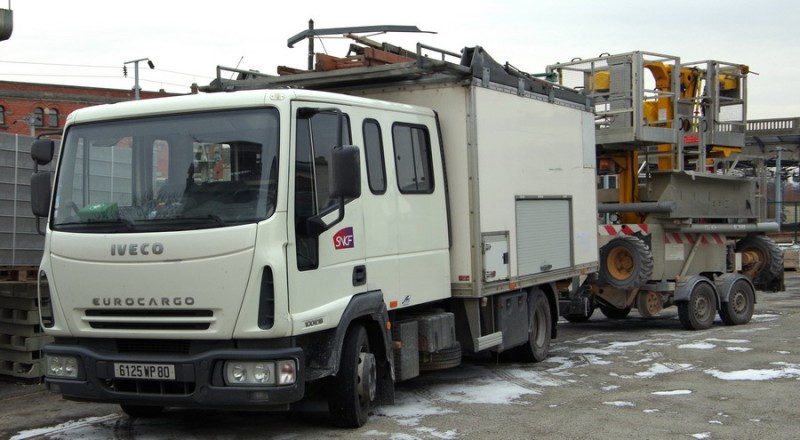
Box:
110;242;164;256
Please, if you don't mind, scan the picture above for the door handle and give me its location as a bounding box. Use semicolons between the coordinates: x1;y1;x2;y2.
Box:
353;265;367;286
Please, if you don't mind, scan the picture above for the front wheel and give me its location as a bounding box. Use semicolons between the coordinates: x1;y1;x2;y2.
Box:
328;324;376;428
678;280;717;330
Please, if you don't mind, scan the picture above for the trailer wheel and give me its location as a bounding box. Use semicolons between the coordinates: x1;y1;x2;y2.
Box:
636;291;663;318
718;277;755;325
120;404;164;418
599;304;631;319
677;280;717;330
564;308;594;323
599;236;654;289
328;324;376;428
735;235;783;290
506;288;551;362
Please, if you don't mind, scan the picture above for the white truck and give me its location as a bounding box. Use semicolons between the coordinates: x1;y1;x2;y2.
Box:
29;44;598;427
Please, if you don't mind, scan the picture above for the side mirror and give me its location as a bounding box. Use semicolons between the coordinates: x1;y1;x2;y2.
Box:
30;171;52;218
330;145;361;199
31;139;55;166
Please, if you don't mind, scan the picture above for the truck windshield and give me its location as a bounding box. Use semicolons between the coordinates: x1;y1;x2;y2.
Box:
52;108;280;233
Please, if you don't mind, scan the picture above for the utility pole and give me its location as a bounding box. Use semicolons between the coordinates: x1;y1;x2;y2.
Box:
124;58;155;100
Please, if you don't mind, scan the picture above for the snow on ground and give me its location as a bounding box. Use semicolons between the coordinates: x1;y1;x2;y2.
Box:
704;362;800;381
651;390;692;396
11;416;120;440
678;341;717;350
603;401;635;407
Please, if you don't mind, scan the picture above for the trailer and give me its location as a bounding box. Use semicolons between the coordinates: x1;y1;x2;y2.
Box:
30;36;597;426
548;51;783;330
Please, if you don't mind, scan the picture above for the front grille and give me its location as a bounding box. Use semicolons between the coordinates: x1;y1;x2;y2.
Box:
108;379;195;396
84;309;215;331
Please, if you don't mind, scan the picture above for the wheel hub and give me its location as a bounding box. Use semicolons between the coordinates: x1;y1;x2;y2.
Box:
607;247;635;281
357;352;377;403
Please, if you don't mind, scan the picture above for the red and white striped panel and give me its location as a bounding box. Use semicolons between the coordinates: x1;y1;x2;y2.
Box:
598;224;650;236
663;233;724;245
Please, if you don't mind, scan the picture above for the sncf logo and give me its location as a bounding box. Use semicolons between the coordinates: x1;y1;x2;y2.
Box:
333;227;355;250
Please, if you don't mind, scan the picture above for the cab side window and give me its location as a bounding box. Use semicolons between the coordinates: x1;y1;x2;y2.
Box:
363;119;386;194
392;123;433;194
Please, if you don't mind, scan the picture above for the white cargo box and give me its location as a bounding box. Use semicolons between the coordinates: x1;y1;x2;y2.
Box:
357;77;599;297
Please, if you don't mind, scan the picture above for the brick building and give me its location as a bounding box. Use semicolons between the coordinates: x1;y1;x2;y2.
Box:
0;81;183;136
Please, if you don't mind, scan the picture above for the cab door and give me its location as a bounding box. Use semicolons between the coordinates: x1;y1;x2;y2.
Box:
286;103;367;326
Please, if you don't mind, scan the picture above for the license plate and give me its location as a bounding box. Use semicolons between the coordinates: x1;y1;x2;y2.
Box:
114;362;175;380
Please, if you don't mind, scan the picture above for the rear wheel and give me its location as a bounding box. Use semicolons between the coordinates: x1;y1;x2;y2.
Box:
328;324;376;428
718;277;755;325
507;288;551;362
678;281;717;330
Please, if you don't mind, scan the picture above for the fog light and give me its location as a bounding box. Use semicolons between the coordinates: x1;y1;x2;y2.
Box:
45;354;79;379
277;360;296;385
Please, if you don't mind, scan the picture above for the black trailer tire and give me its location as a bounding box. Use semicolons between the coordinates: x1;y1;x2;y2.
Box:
599;304;631;319
120;404;164;418
564;308;594;323
507;288;552;363
677;280;717;330
599;236;654;289
328;324;376;428
735;235;783;290
718;277;755;325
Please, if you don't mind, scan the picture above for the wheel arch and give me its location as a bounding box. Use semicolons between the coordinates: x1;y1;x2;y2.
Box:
302;291;394;404
337;292;395;405
674;275;720;308
714;273;757;305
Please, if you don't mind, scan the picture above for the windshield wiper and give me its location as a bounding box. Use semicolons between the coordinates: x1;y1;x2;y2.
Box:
176;214;227;227
57;218;136;232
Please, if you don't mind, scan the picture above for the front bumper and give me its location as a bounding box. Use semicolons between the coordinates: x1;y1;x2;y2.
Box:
43;342;305;409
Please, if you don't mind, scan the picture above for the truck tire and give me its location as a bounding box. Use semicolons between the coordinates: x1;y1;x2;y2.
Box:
599;304;631;319
328;324;376;428
717;275;755;325
598;236;654;289
506;288;551;362
564;308;594;323
677;280;717;330
120;404;164;418
735;235;783;290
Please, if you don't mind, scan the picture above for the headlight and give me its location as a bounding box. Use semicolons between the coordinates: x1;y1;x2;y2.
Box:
45;354;80;379
224;361;275;386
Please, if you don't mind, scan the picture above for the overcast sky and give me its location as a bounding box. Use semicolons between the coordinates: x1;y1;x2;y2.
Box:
1;0;797;119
